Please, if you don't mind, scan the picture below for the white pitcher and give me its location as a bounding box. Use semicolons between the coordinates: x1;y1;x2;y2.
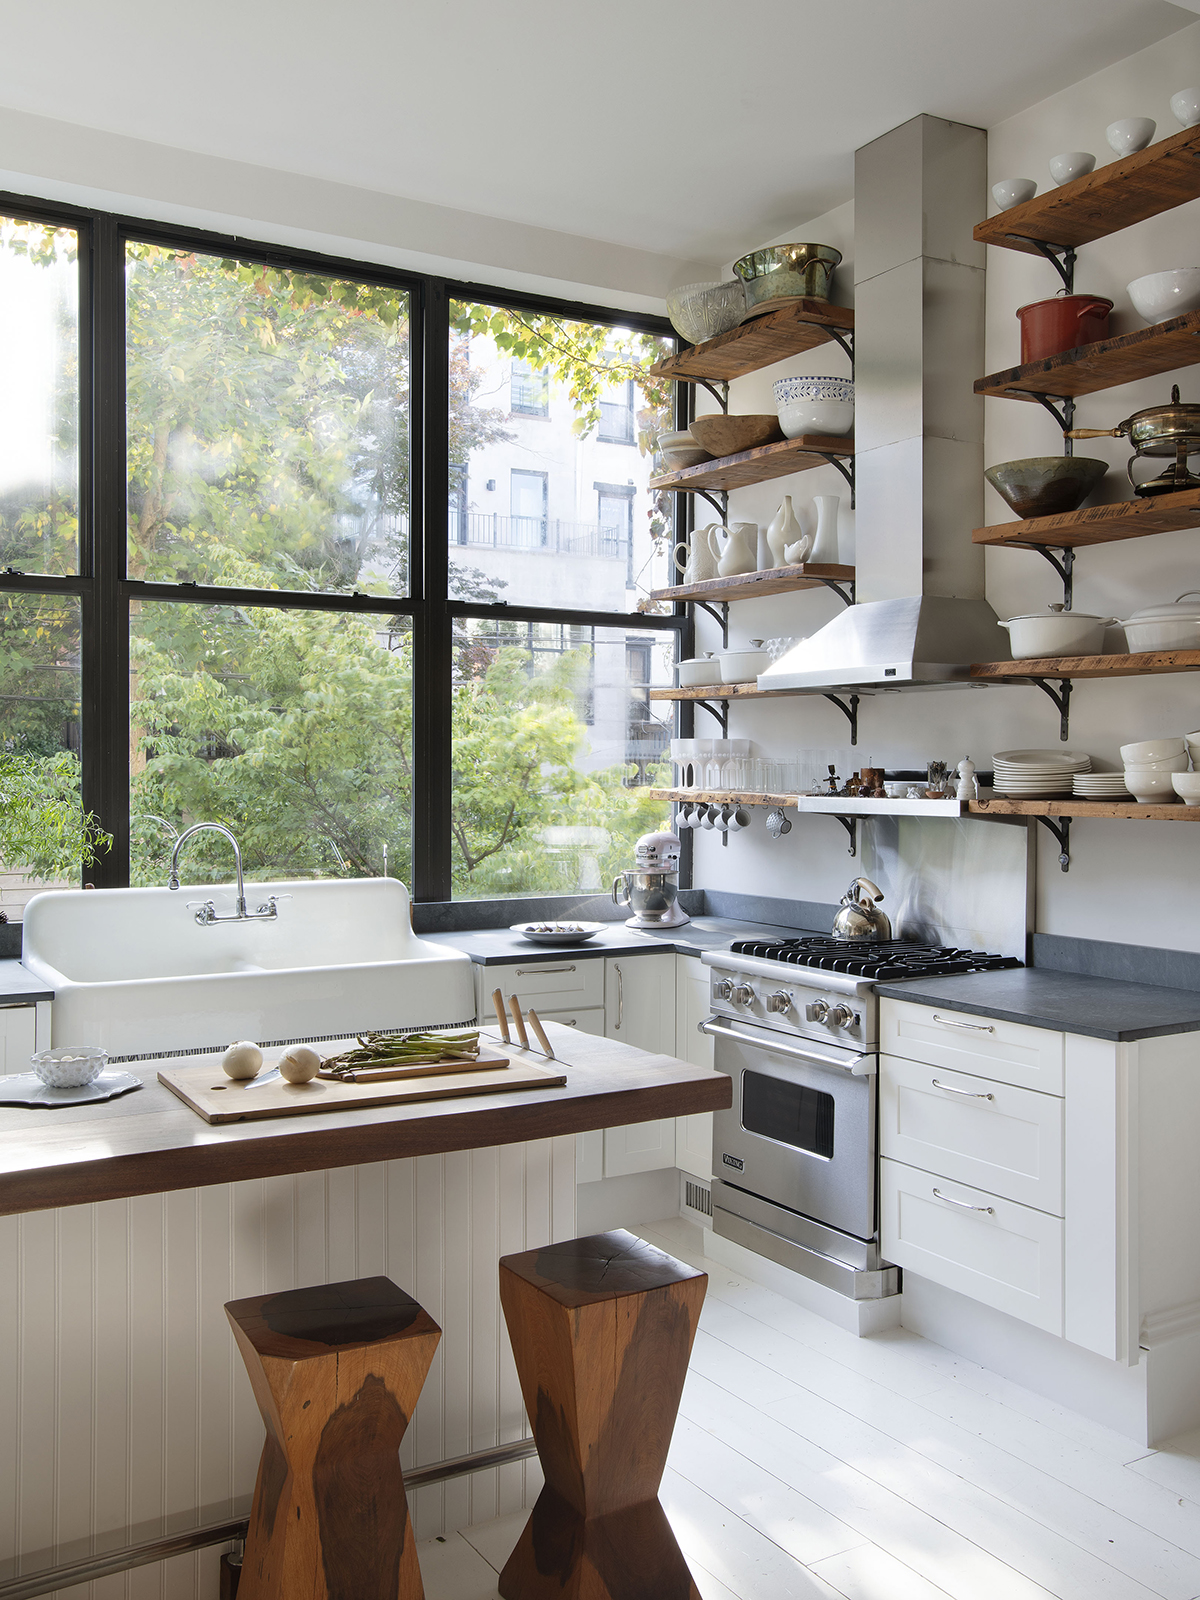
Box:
673;525;720;584
707;522;757;577
766;495;807;568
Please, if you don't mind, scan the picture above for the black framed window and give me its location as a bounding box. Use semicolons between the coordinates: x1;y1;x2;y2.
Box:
0;189;686;910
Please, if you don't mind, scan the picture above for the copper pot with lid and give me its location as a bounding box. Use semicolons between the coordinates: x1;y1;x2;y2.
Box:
1068;385;1200;495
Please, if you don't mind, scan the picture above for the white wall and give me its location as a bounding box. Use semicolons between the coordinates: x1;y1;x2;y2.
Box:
691;34;1200;952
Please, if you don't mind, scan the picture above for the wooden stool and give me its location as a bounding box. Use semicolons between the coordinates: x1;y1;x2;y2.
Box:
225;1276;441;1600
498;1229;706;1600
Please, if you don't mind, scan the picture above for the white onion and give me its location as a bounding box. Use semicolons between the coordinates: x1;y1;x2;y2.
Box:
222;1040;263;1080
279;1045;321;1083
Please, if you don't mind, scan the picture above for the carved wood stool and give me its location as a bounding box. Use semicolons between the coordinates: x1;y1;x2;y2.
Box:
225;1276;441;1600
498;1229;706;1600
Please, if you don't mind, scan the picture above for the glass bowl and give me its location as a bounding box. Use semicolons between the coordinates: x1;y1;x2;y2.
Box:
31;1046;108;1088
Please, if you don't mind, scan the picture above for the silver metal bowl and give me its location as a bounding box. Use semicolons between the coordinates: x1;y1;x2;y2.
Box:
733;244;842;312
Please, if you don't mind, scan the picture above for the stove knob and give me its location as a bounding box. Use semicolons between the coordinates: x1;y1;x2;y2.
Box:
766;990;793;1014
732;984;756;1006
713;979;734;1001
827;1004;859;1028
805;1000;831;1023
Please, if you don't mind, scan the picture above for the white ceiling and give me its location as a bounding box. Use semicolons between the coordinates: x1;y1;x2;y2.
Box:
1;0;1193;264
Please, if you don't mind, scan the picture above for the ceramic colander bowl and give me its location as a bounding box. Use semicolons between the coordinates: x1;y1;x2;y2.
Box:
31;1045;108;1088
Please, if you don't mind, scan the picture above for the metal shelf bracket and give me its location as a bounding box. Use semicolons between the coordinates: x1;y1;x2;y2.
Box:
1010;237;1077;295
826;328;854;370
689;488;728;521
835;815;859;857
1016;543;1075;610
816;576;856;608
822;691;860;745
693;698;730;735
1008;390;1077;451
1027;676;1073;741
1036;813;1072;873
817;452;856;509
695;599;729;648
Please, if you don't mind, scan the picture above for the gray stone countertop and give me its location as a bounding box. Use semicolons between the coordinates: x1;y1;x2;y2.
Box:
874;967;1200;1042
0;960;52;1005
422;917;816;965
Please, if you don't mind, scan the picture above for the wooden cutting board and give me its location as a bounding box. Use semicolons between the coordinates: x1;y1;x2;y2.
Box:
159;1042;566;1124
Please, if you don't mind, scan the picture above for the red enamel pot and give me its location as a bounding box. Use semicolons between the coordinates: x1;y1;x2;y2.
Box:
1016;294;1113;364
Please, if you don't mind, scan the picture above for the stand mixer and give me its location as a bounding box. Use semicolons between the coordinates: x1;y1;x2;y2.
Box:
611;829;691;929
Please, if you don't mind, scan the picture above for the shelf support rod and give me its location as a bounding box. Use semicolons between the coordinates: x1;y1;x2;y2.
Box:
684;487;727;521
1015;543;1075;610
1009;236;1077;295
822;692;860;745
696;379;729;415
835;815;859;857
815;576;855;608
692;697;729;735
816;453;855;509
695;599;729;648
1007;390;1076;448
1036;813;1072;873
1026;676;1073;742
825;328;854;370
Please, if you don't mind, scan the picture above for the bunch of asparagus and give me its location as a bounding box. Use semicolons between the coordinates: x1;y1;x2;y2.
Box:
322;1029;480;1078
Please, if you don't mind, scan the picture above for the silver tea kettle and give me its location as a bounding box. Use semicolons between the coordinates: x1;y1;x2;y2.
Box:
831;878;892;942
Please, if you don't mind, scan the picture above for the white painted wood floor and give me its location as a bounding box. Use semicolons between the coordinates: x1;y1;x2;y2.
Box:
415;1217;1200;1600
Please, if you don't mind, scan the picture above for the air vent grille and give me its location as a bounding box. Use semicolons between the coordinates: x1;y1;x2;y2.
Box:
684;1179;712;1218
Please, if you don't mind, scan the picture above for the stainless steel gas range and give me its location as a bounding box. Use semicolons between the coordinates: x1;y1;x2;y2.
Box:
700;937;1020;1301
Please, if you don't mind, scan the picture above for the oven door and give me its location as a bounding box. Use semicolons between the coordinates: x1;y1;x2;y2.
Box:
702;1015;877;1242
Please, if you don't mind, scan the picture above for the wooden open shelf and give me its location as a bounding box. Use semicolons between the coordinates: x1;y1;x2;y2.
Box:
649;681;797;703
645;788;794;808
650;435;853;494
650;300;854;385
974;124;1200;255
975;310;1200;401
971;651;1200;682
970;798;1200;822
973;487;1200;549
648;563;855;606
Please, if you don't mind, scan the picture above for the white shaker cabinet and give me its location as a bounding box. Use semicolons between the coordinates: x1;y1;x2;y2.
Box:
673;953;715;1180
0;1002;41;1074
601;953;677;1176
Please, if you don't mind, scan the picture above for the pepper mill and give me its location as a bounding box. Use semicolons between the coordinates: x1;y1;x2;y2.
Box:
956;758;978;801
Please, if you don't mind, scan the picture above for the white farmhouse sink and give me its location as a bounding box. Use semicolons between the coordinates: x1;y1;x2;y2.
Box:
22;877;475;1058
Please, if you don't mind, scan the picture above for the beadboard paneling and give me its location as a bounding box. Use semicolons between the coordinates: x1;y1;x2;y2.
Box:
0;1137;575;1598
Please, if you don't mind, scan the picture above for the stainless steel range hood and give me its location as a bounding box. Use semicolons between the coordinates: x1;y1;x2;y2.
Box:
758;595;1009;691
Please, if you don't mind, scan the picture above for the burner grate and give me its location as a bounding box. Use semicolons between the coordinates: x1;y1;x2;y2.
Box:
728;937;1021;981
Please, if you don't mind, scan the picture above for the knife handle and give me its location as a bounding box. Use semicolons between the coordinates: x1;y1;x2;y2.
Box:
508;995;530;1049
492;988;511;1043
526;1008;554;1060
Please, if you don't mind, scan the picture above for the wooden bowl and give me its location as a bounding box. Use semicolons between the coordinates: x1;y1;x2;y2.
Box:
689;414;783;457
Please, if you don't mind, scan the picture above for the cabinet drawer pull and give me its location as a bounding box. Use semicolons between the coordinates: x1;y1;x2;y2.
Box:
932;1186;994;1215
615;964;624;1030
931;1078;994;1101
932;1012;994;1033
515;966;577;976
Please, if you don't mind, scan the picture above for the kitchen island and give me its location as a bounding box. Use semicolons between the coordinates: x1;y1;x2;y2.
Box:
0;1024;727;1595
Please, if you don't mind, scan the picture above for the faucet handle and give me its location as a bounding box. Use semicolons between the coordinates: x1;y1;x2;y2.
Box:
168;870;180;891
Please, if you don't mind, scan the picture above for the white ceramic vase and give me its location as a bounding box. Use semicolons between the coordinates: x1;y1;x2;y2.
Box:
766;496;805;568
808;495;840;565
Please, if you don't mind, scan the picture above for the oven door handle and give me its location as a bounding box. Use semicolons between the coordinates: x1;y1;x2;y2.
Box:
699;1016;875;1076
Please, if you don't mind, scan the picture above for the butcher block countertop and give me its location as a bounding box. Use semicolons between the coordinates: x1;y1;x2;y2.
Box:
0;1022;729;1218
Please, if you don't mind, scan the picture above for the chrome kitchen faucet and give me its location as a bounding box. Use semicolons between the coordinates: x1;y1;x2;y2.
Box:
167;822;287;925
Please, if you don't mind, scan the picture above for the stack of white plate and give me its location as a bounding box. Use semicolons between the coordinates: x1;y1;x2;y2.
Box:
992;749;1092;796
1073;771;1131;798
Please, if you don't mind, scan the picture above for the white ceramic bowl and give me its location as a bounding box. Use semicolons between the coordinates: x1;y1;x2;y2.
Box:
1126;268;1200;326
1119;737;1186;763
1118;602;1200;653
773;376;854;440
998;611;1111;658
1172;773;1200;805
992;178;1037;209
1124;767;1182;803
1049;151;1095;186
718;647;771;682
1186;729;1200;759
1106;118;1156;157
1171;88;1200;129
30;1046;107;1088
1122;752;1189;773
676;657;722;687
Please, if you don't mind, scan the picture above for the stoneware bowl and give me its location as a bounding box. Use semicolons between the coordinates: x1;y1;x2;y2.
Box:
657;429;711;471
1119;737;1186;764
1127;268;1200;325
1106;118;1156;158
1049;151;1095;186
773;376;854;439
1120;752;1189;773
689;414;783;457
30;1046;108;1088
984;455;1108;519
1171;88;1200;129
992;178;1037;209
1173;773;1200;805
1124;766;1183;803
